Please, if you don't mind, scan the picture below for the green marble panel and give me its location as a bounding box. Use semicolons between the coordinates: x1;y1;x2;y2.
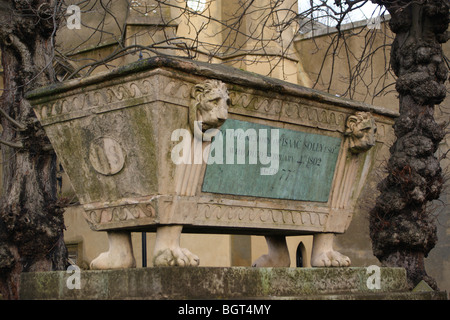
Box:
202;119;342;202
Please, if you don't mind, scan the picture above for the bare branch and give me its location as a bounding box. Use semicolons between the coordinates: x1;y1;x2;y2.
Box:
0;111;26;133
3;33;34;75
0;138;23;149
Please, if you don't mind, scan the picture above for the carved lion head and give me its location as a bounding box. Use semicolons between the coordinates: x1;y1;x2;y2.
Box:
345;112;377;153
189;79;230;136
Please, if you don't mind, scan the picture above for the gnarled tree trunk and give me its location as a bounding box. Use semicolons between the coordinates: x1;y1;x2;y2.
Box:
0;0;67;300
370;0;449;289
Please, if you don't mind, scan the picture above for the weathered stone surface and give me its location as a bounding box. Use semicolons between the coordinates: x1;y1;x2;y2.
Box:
26;56;398;269
19;267;447;300
26;56;396;236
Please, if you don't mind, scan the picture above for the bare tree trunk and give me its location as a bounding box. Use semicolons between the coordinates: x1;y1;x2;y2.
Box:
0;0;67;300
370;0;449;289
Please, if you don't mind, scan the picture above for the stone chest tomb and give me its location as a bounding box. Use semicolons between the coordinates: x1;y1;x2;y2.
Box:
26;56;396;269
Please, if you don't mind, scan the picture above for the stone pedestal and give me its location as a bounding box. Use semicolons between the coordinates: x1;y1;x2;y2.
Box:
19;267;447;300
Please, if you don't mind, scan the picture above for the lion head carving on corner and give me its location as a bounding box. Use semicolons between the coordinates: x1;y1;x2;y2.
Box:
189;79;230;137
345;112;377;154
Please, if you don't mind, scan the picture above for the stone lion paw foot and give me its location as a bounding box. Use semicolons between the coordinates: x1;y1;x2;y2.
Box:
90;251;136;270
153;248;200;267
311;250;351;267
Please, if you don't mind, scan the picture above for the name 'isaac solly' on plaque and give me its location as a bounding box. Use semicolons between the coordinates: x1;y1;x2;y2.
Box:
202;119;342;202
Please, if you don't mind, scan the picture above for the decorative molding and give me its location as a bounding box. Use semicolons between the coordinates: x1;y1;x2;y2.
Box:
84;201;156;226
32;72;393;143
228;91;348;132
196;203;328;228
83;194;331;232
34;77;156;125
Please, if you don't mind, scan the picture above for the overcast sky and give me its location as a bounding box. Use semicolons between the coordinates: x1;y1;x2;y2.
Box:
298;1;385;26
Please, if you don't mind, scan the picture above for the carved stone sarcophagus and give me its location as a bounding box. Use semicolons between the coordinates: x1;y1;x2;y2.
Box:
27;57;397;269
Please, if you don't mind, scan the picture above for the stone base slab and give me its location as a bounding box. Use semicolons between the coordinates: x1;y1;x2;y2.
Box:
19;267;447;300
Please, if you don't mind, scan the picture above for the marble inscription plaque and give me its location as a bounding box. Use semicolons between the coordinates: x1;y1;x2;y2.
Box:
202;119;342;202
